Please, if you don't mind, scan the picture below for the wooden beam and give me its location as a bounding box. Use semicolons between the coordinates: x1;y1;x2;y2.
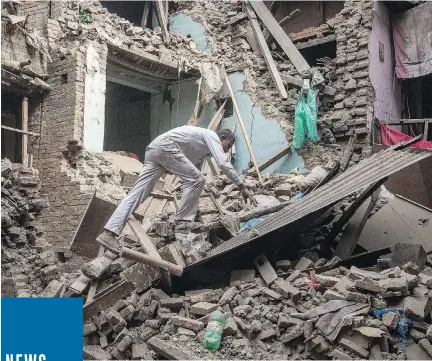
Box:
1;125;40;137
141;0;151;28
250;0;310;74
155;0;170;43
246;5;287;99
208;100;227;131
334;189;380;259
382;119;431;125
224;73;263;184
127;215;172;288
247;145;291;173
423;120;430;140
340;134;357;171
121;247;183;276
21;97;28;167
326;179;386;247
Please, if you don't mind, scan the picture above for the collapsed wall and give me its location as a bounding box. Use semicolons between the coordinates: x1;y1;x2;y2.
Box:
20;0;376;250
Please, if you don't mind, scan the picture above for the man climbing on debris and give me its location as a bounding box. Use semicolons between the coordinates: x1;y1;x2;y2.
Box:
97;125;256;252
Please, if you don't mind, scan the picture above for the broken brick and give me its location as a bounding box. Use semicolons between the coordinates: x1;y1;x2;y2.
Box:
170;316;204;332
339;338;369;358
190;302;218;316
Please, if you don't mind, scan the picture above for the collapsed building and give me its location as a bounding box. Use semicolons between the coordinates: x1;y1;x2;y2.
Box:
1;0;432;360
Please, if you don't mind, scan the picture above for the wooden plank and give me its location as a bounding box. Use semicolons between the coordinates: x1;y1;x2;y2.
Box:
121;247;183;276
250;0;310;74
382;119;430;125
127;215;160;259
225;73;263;183
326;179;386;250
246;5;287;99
247;145;291;173
21;97;28;167
83;279;135;320
140;0;151;28
1;125;40;137
154;0;170;43
334;189;380;259
208;100;227;131
148;337;196;360
424;120;431;140
340;134;357;171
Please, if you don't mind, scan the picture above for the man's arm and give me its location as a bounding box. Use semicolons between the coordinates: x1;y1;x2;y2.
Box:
202;132;242;186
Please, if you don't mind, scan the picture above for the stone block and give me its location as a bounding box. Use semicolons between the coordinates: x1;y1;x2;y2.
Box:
275;260;291;271
315;274;340;287
190;302;217;316
409;328;426;341
382;311;399;329
378;277;408;292
281;324;303;344
273;280;301;303
41;279;65;297
286;270;301;282
427;324;432;341
223;317;239;336
119;305;134;319
355;278;385;293
132;343;152;360
84;322;98;336
257;328;277;341
406;342;430;360
106;309;127;333
332;349;353;360
117;335;133;353
404;296;432;321
218;287;237;305
418;339;432;358
323;289;346;301
295;257;314;271
339;338;369;358
170;316;204;332
277;316;302;329
186;288;223;303
346;291;368;303
160;297;184;311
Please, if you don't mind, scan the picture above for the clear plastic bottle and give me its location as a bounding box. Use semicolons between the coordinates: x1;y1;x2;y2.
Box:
203;310;225;353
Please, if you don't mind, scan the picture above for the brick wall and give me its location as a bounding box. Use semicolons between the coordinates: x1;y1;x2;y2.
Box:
18;1;51;35
33;50;93;250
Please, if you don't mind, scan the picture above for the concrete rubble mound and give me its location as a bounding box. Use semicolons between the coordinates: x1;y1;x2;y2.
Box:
80;253;432;360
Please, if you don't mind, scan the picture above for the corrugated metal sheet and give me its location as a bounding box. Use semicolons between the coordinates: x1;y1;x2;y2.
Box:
191;147;431;266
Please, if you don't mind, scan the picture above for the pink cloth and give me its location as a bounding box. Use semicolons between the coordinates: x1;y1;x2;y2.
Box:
380;124;432;149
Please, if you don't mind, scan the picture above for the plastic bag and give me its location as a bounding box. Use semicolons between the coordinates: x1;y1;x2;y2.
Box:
292;89;320;150
300;166;329;189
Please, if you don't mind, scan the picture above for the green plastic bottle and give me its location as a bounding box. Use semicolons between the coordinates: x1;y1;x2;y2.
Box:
203;310;225;353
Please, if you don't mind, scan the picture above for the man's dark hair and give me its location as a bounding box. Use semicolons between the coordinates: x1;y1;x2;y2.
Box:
216;128;235;143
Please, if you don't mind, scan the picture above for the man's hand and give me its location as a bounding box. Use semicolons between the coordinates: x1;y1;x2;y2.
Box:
239;184;258;206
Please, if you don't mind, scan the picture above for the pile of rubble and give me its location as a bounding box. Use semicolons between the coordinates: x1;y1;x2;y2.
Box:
82;249;432;360
1;158;47;249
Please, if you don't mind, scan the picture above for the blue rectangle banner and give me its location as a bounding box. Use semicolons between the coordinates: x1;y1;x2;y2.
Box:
1;298;83;361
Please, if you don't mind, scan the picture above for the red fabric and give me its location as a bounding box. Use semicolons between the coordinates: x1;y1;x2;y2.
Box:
125;152;139;160
380;124;432;149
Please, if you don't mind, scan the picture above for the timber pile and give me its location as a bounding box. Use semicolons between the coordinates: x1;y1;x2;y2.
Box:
81;249;432;360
